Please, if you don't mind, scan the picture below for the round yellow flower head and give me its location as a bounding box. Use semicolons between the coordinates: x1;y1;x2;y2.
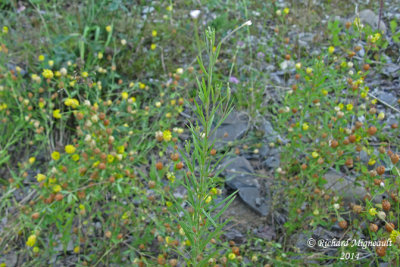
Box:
53;184;62;193
38;55;45;62
53;109;62;119
150;44;157;50
328;46;335;54
26;235;37;247
306;67;313;74
82;71;89;78
369;208;377;216
51;151;60;161
106;25;112;32
163;130;172;142
2;26;8;34
283;8;289;15
152;30;157;37
302;123;309;131
36;173;46;182
65;144;76;154
29;157;36;164
121;92;128;100
346;104;353;111
228;253;236;260
42;69;54;79
312;152;319;159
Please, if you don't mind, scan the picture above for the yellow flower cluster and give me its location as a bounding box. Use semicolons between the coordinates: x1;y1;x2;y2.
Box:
163;130;172;141
53;109;62;119
64;98;79;108
65;145;76;154
26;235;37;247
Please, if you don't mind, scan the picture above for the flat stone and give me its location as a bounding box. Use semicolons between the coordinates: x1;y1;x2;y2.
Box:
221;157;269;216
323;170;367;204
352;9;387;34
209;111;249;148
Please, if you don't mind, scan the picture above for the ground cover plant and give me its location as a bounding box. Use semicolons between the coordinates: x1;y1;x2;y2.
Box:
1;0;400;266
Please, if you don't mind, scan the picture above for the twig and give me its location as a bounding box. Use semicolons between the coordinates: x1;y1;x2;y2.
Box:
368;92;400;113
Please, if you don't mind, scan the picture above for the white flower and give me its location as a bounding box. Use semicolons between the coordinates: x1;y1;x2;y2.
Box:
190;10;201;19
244;20;252;26
348;70;354;75
347;62;354;68
60;67;67;76
176;68;184;74
380;182;385;187
333;203;340;210
276;10;282;16
121;39;127;46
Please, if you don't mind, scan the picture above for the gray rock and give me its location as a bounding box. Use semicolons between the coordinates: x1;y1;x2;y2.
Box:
0;253;17;267
323;170;367;204
221;157;270;216
353;9;387;34
209;111;249;148
376;91;397;106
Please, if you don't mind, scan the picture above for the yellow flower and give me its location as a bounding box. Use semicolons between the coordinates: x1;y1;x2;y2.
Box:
72;154;80;161
38;101;45;109
302;123;309;131
368;158;376;166
139;82;146;89
378;112;385;120
328;46;335;54
49;177;57;184
152;30;157;37
74;246;80;254
29;157;36;164
53;185;62;193
82;71;89;78
26;235;37;247
228;253;236;260
51;151;60;161
346;104;353;111
65;145;76;154
150;44;156;50
106;25;112;32
166;201;173;207
33;246;39;253
163;130;172;141
167;172;175;183
283;8;289;15
369;208;377;216
322;89;328;96
36;173;46;182
64;98;79;108
205;195;212;204
166;5;173;11
42;69;54;79
79;204;85;210
121;212;129;220
121;92;128;100
117;146;125;154
107;154;115;163
2;26;8;34
38;55;45;61
53;109;62;119
185;239;191;246
312;152;319;159
306;67;313;74
130;96;136;103
55;71;61;77
98;52;103;59
390;230;399;243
